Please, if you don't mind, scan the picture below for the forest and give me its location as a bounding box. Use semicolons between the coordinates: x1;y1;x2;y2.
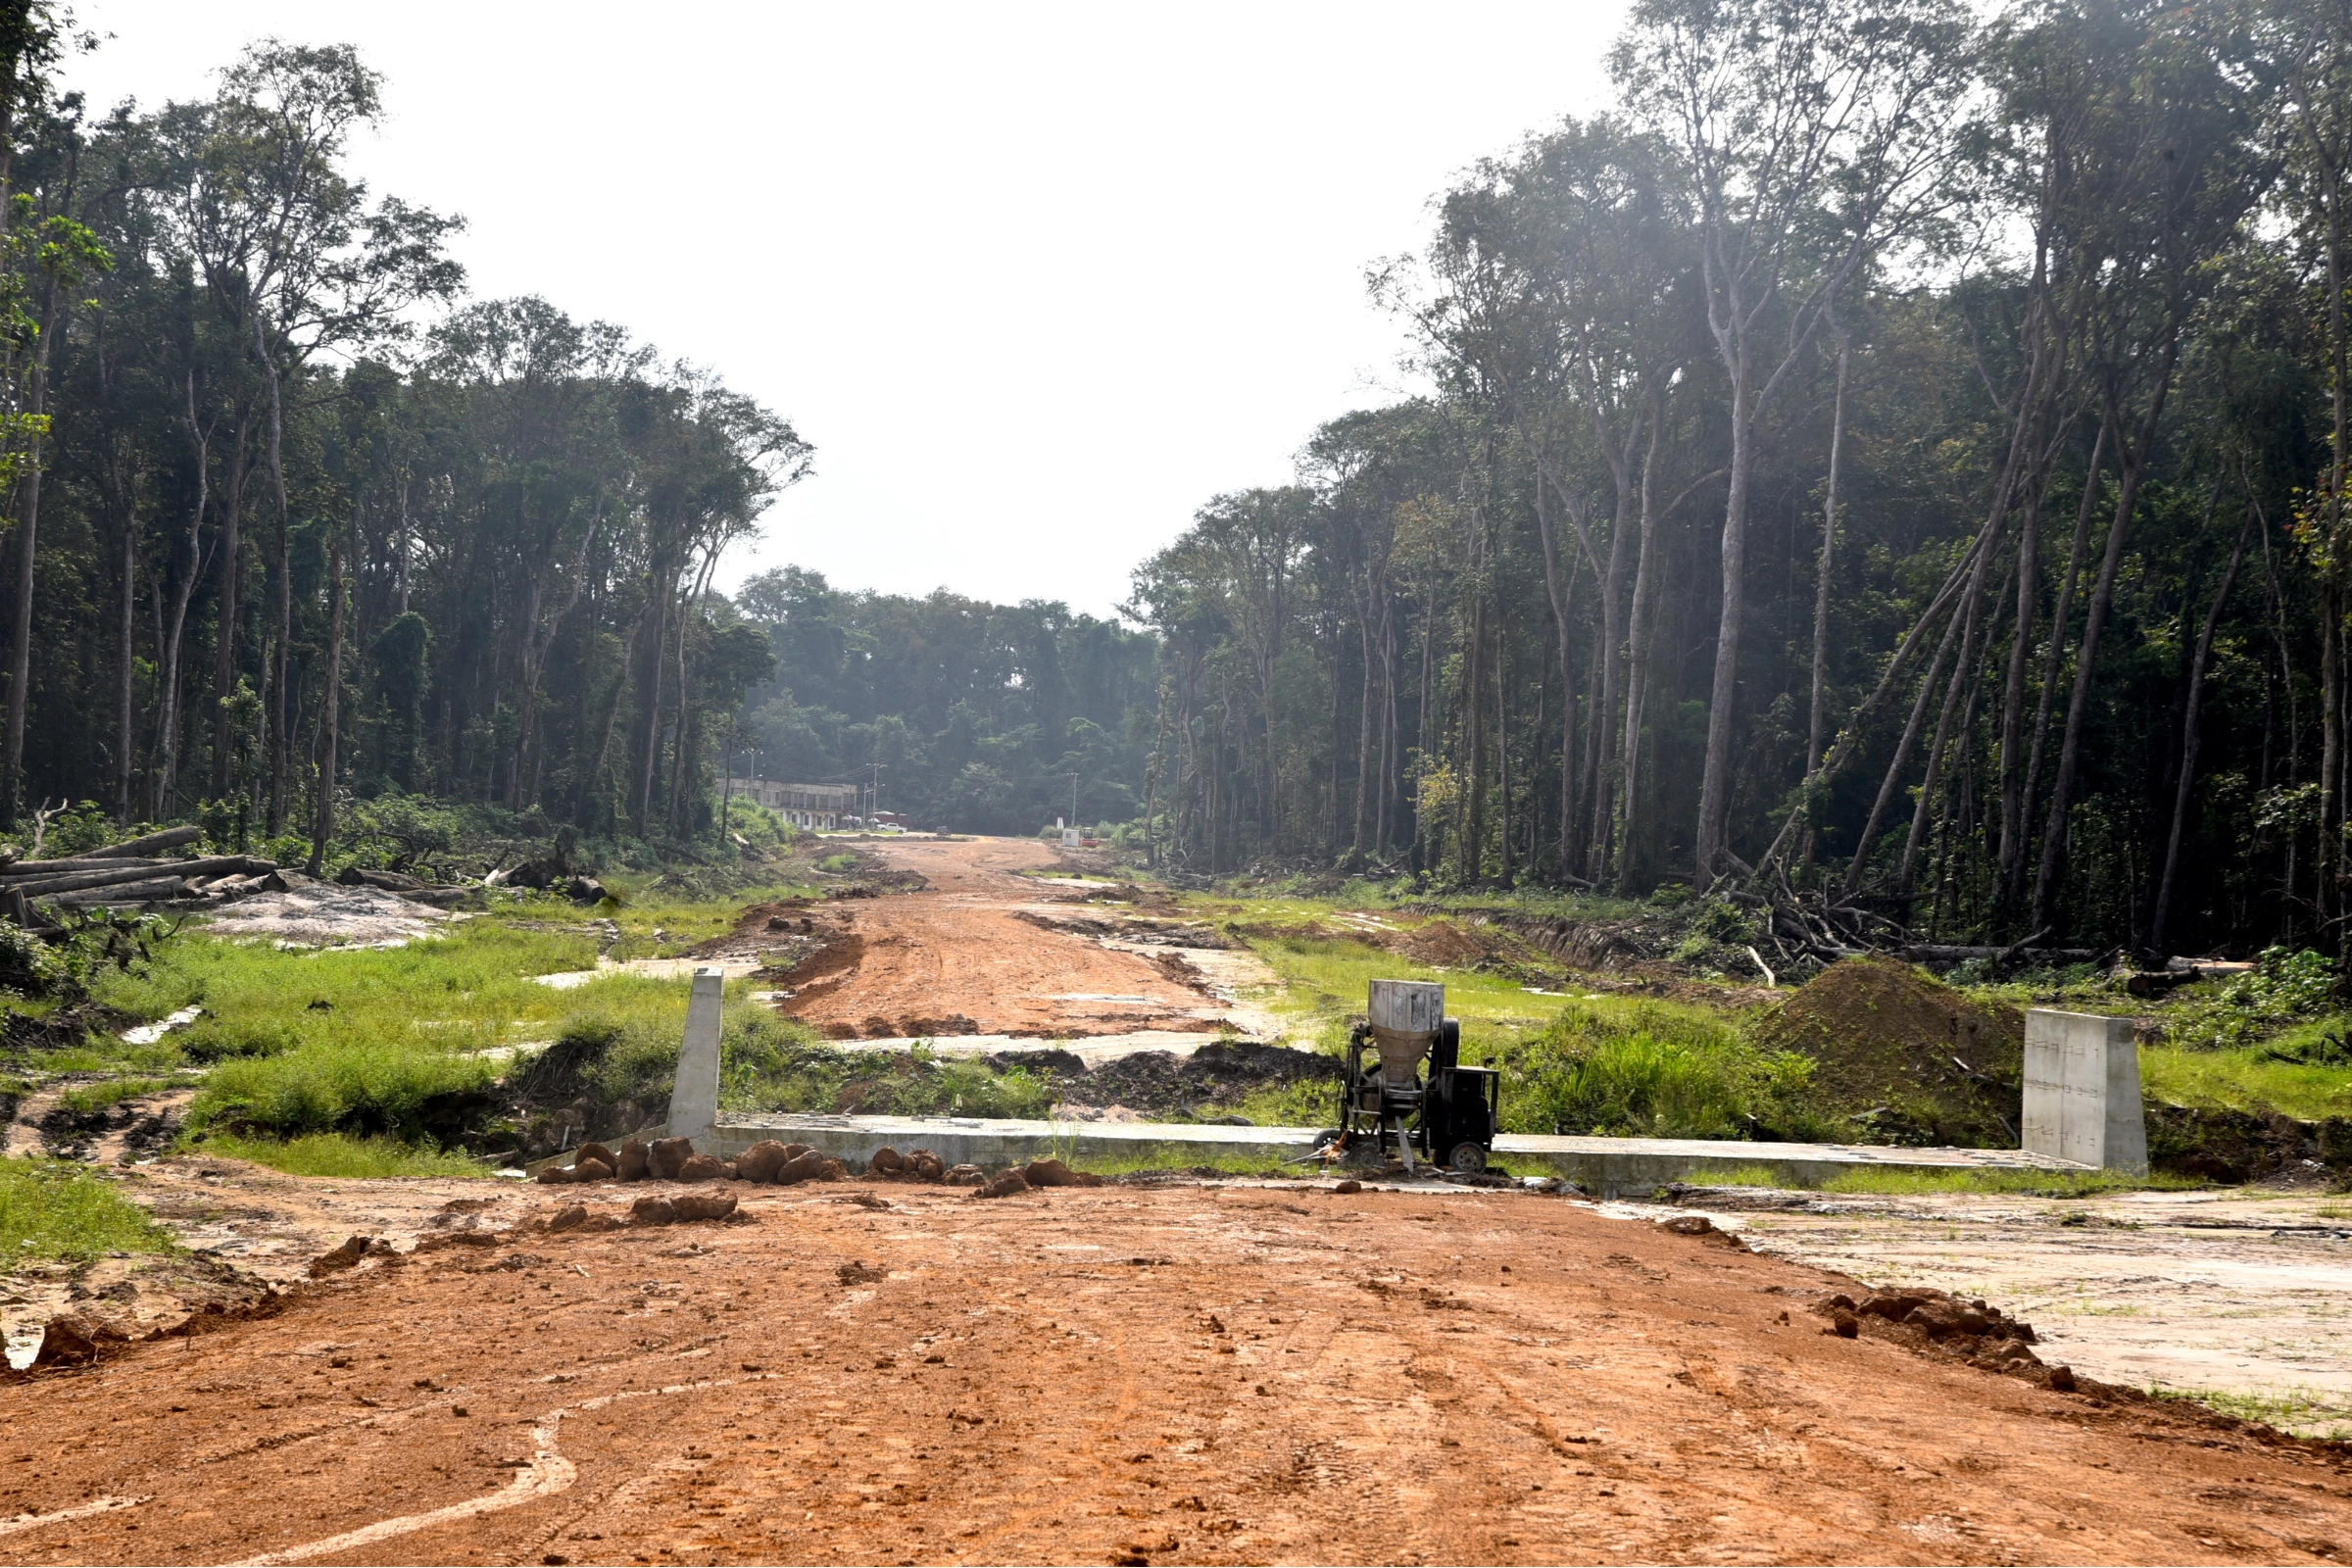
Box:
2;0;2351;957
1131;0;2352;958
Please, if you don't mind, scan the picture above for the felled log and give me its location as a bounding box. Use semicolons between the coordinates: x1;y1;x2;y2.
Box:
1903;943;2099;965
10;855;276;898
80;825;202;859
51;877;189;906
0;856;159;879
337;865;429;893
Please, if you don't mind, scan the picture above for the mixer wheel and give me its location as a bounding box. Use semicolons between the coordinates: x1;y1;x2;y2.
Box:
1446;1142;1488;1175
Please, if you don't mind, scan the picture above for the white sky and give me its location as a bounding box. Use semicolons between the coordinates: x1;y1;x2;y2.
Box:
60;2;1629;620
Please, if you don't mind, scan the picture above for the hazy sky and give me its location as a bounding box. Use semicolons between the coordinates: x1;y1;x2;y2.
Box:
60;2;1629;618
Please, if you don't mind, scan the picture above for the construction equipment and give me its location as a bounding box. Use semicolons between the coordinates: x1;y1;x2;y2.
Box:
1325;979;1499;1174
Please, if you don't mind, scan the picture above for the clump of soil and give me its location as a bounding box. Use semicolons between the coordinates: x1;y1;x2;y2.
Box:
1748;956;2023;1146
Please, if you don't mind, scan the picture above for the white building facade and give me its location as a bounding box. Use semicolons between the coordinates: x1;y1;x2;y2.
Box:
727;779;858;829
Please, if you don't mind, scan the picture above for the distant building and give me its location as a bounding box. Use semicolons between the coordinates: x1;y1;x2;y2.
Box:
727;779;858;829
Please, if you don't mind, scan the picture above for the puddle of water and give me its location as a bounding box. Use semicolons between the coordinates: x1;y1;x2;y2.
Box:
121;1004;203;1046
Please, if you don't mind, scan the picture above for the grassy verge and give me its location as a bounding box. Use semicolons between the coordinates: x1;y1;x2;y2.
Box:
2139;1042;2352;1124
1815;1166;2203;1198
0;1160;174;1262
191;1132;490;1179
2145;1383;2352;1441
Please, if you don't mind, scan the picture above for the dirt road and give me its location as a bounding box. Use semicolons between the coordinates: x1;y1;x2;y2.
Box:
772;837;1271;1044
4;1176;2349;1567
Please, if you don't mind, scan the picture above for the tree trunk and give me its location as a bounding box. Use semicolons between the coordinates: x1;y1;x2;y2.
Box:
117;494;135;823
209;408;251;799
1804;323;1851;801
257;312;293;836
2033;353;2179;936
306;537;345;876
1;271;55;828
1693;374;1753;887
2152;506;2253;954
2013;420;2108;908
634;578;670;838
1618;416;1666;887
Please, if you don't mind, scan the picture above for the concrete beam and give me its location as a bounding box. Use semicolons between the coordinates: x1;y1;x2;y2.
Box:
2024;1007;2147;1175
706;1112;2091;1197
666;966;725;1149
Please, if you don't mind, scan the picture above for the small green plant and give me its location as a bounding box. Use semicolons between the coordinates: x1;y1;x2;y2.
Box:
0;1160;173;1262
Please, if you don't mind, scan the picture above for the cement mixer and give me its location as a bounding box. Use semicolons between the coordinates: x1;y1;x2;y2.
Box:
1325;979;1499;1174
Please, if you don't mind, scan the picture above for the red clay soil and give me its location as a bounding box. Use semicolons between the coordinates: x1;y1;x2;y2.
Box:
773;837;1223;1040
3;1180;2347;1567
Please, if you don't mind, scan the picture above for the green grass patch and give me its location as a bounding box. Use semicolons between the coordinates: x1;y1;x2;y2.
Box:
1813;1166;2196;1197
53;1077;178;1116
2138;1044;2352;1124
191;1132;490;1179
2144;1383;2352;1440
1706;1164;1788;1188
1493;998;1832;1140
0;1160;173;1262
1230;928;1566;1049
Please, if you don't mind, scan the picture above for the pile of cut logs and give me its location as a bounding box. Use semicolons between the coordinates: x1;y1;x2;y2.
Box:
0;825;287;924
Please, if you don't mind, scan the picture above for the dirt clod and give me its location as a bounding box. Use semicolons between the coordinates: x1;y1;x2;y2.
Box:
30;1312;117;1367
675;1154;727;1183
545;1204;589;1233
648;1138;695;1180
737;1140;791;1182
629;1196;677;1226
614;1139;651;1181
973;1169;1031;1200
307;1236;373;1277
671;1193;738;1223
1020;1157;1101;1189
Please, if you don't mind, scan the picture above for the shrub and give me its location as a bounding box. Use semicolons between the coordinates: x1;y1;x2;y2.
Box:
180;1017;301;1063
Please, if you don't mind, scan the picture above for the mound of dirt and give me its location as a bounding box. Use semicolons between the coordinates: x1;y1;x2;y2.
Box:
1396;919;1494;967
1051;1040;1342;1117
1748;956;2024;1147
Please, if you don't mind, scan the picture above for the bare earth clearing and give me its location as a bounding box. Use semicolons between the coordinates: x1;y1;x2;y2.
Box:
5;834;2352;1563
8;1178;2352;1567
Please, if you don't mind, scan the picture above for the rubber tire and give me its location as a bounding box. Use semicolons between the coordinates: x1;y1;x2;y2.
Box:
1447;1142;1488;1175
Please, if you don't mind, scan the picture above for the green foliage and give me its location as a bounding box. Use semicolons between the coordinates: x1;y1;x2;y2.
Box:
720;1040;1054;1121
1498;1001;1801;1139
178;1016;300;1064
192;1039;498;1141
53;1077;175;1116
0;1161;172;1263
2165;949;2338;1052
0;919;67;997
193;1132;487;1179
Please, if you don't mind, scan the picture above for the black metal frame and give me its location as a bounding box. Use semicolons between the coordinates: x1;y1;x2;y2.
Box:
1335;1017;1499;1172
